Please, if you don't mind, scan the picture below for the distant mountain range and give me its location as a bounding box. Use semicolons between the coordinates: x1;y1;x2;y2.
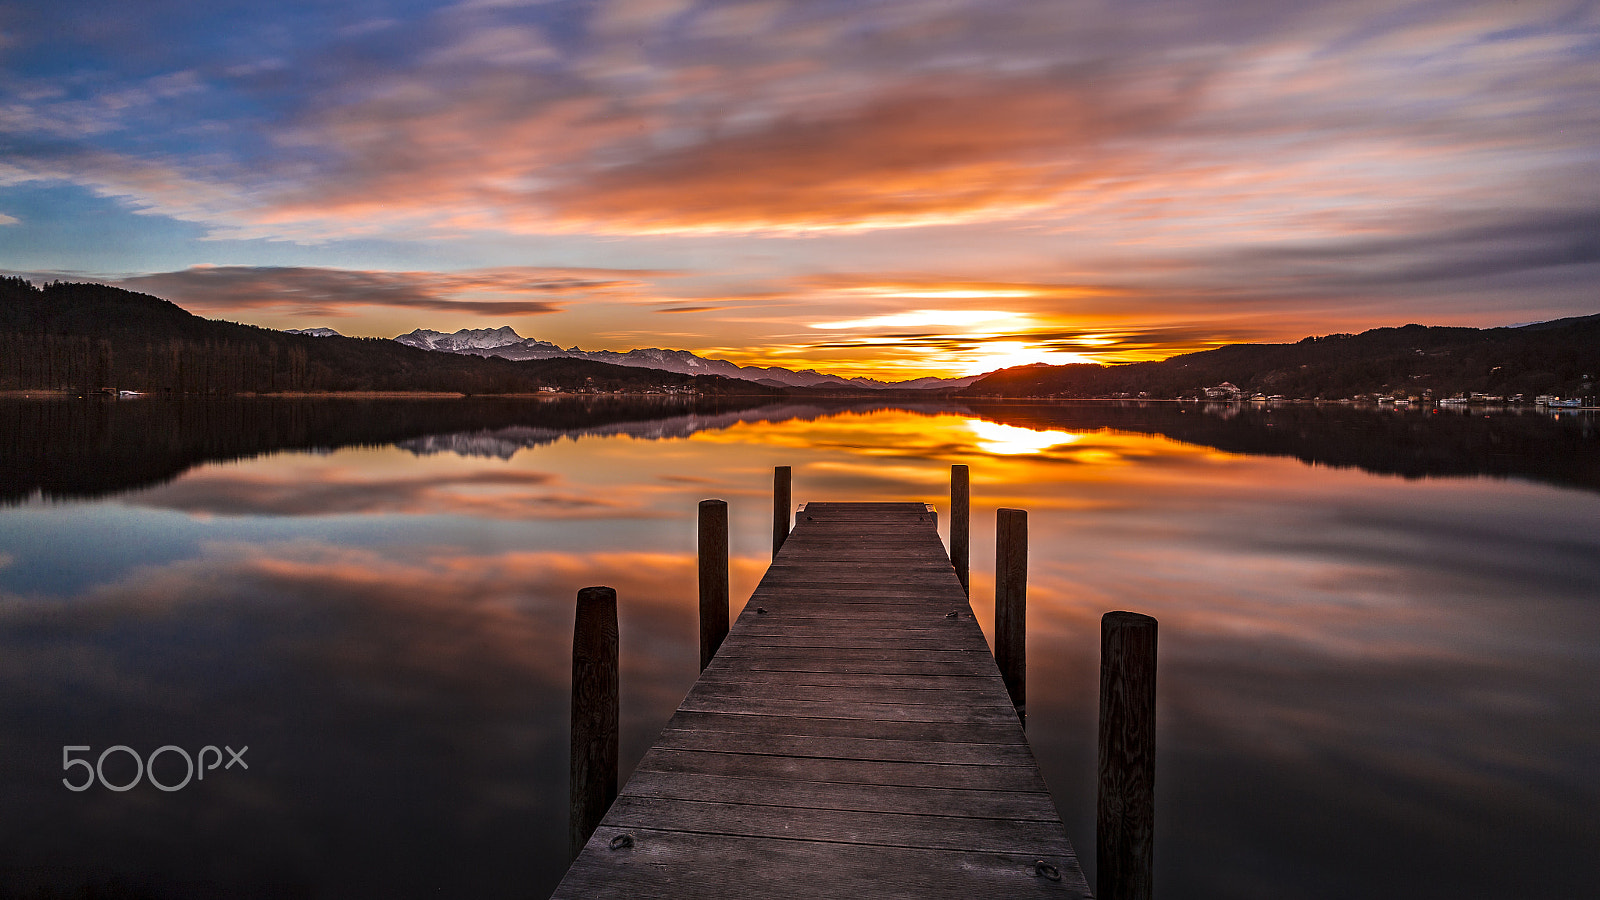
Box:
390;326;981;391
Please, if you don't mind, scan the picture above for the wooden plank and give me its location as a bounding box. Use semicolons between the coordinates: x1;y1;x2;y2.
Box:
650;728;1041;766
560;826;1087;900
620;769;1062;821
733;610;978;623
676;694;1023;725
599;795;1073;854
703;657;1006;678
707;647;999;667
726;625;990;644
553;501;1090;900
692;668;1004;689
731;614;989;630
734;600;973;614
684;679;1008;707
737;600;966;611
659;709;1028;745
634;748;1050;793
710;645;998;661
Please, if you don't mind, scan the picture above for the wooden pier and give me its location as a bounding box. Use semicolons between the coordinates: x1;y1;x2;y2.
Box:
553;501;1093;898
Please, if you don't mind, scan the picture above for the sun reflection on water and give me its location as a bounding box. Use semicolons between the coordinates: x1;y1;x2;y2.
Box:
966;419;1085;455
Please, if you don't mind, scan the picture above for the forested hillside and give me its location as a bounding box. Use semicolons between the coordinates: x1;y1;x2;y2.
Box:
962;317;1600;400
0;278;776;396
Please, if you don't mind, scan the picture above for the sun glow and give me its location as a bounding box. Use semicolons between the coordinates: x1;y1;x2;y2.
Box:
958;341;1097;376
811;309;1027;330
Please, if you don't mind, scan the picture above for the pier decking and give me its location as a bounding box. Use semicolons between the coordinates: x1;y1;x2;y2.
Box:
553;501;1092;898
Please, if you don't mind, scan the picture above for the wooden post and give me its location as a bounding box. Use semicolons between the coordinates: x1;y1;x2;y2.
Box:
698;499;729;671
1097;611;1158;900
772;466;791;558
951;464;969;595
994;507;1026;725
569;586;618;861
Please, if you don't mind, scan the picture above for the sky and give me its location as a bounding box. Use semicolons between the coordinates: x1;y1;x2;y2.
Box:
2;0;1597;380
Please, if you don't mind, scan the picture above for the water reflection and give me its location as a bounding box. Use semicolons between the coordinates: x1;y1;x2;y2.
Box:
1;402;1596;898
0;542;707;898
4;399;1598;504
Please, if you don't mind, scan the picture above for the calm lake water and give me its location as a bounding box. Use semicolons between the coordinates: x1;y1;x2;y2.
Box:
1;398;1596;899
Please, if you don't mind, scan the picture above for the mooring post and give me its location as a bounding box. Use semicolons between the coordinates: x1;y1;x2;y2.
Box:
698;499;730;671
951;464;970;595
569;586;618;861
1097;610;1158;900
772;466;791;558
995;507;1027;725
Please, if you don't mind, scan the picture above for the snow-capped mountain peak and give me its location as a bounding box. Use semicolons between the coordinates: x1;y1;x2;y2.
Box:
391;326;981;391
396;326;546;352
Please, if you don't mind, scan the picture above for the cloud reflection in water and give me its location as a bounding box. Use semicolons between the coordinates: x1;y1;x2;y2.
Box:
0;540;723;897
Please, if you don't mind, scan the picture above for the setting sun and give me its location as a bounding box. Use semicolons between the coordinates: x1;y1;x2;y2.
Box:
958;341;1098;376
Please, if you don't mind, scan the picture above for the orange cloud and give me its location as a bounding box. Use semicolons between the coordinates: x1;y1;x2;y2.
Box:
537;76;1193;234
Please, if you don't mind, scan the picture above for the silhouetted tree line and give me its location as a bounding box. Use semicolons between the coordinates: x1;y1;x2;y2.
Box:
0;278;780;397
962;318;1600;400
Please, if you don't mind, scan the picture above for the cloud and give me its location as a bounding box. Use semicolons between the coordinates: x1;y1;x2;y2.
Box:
1228;210;1600;289
536;73;1197;233
812;310;1030;330
113;265;662;317
424;24;558;66
0;213;17;225
592;0;695;35
129;466;661;520
0;146;250;228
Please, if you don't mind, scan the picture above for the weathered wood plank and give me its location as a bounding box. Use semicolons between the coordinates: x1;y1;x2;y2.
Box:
734;600;974;615
710;644;996;660
558;826;1088;900
692;669;1004;690
729;618;987;636
659;709;1028;745
676;694;1023;725
599;795;1074;854
620;769;1062;821
634;748;1051;793
706;648;999;667
650;728;1041;766
726;624;990;644
685;679;1008;707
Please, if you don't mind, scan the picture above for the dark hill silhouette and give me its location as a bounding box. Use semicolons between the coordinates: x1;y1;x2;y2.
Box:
0;277;779;397
962;315;1600;400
